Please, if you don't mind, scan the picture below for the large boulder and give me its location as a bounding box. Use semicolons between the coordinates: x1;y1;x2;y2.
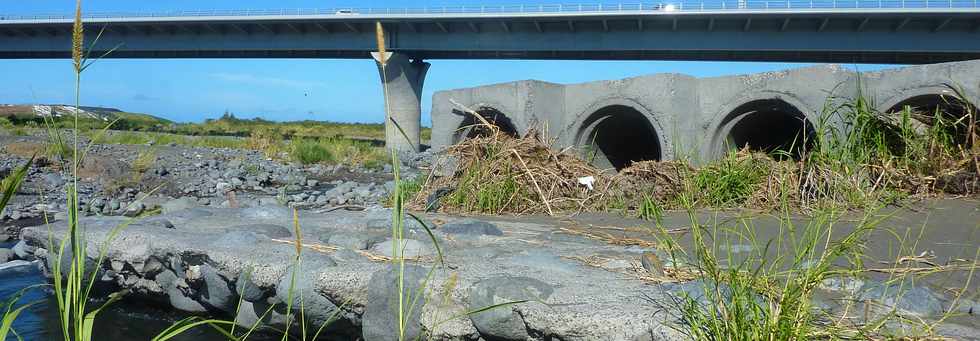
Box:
468;276;554;340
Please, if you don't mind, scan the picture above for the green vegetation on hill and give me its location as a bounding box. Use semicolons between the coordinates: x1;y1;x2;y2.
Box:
3;109;432;142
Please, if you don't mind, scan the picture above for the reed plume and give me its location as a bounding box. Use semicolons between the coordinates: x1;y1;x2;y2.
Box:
71;0;84;73
375;22;387;65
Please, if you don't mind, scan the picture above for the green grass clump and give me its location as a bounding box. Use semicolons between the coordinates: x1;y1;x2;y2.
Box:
90;131;247;149
659;200;880;340
690;151;765;207
291;139;335;165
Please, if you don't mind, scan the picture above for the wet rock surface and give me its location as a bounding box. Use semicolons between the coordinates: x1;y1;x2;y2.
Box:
13;206;699;340
2;203;977;340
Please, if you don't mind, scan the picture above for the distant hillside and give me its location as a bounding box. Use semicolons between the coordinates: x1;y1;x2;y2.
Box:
1;104;431;141
0;104;173;131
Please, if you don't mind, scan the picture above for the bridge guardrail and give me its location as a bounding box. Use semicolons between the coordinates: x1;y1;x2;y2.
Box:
2;1;978;20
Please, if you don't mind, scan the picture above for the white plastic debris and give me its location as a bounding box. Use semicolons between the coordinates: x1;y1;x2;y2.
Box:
577;176;595;191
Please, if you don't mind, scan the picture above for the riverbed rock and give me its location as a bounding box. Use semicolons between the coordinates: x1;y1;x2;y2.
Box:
243;206;292;220
201;265;237;313
0;260;37;273
468;276;554;340
370;239;433;258
12;240;35;259
0;248;14;263
228;224;291;239
167;278;208;313
440;220;503;236
274;257;340;328
363;265;428;341
858;281;945;317
321;231;386;250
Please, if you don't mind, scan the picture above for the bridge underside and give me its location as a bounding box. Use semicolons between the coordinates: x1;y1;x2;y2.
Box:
2;11;980;64
431;59;980;169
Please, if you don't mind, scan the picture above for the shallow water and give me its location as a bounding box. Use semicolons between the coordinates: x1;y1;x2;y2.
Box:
0;261;277;341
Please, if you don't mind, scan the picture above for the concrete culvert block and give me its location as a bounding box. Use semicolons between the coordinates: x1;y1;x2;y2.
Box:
440;219;503;236
363;265;429;341
468;276;554;341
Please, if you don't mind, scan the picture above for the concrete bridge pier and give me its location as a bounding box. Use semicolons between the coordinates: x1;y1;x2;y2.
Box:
374;52;429;152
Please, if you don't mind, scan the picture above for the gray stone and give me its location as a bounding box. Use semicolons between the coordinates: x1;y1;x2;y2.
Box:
108;199;121;211
42;173;65;188
228;224;291;239
123;202;145;217
371;239;433;258
322;231;386;251
858;281;945;317
469;276;554;340
235;271;268;302
216;182;233;193
167;279;208;313
0;248;14;263
366;214;432;232
274;257;340;328
440;219;503;236
201;265;236;313
242;206;292;220
363;265;428;341
162;197;198;214
0;260;36;273
12;240;34;259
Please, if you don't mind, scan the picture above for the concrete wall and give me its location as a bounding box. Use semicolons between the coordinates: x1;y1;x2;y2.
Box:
430;60;980;165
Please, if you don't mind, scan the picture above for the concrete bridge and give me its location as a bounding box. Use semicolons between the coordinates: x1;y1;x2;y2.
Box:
2;2;979;152
431;60;980;168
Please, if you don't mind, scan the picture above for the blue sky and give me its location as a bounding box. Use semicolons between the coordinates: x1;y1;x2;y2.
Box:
0;1;899;125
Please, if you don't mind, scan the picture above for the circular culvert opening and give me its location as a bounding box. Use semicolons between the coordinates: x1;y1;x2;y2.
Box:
453;107;518;143
717;99;814;160
578;105;662;171
885;94;978;146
